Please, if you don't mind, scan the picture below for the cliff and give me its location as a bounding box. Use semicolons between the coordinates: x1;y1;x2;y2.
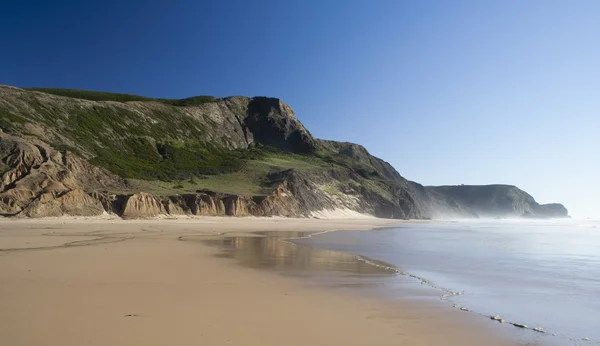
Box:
429;185;569;218
0;85;568;219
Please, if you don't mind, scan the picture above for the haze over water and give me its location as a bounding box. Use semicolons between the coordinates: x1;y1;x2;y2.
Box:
294;219;600;345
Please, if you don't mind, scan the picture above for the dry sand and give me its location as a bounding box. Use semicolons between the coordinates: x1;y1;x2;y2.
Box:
0;217;519;346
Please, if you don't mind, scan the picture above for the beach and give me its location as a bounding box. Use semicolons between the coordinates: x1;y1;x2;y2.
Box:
0;217;515;346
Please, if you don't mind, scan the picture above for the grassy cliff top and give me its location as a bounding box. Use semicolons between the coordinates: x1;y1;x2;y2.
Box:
25;88;219;106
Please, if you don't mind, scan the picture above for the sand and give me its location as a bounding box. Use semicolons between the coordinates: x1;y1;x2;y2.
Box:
0;217;518;346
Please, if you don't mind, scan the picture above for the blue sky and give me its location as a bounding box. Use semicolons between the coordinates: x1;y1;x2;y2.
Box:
1;0;598;217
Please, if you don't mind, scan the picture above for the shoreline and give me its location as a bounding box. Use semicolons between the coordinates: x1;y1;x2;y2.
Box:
280;229;403;273
203;227;563;345
280;228;569;345
1;217;520;346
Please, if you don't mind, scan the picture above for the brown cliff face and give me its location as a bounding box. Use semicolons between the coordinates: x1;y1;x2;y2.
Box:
22;189;105;217
164;198;187;215
0;188;35;215
121;192;166;219
182;193;225;216
10;170;327;219
0;132;124;216
249;183;303;217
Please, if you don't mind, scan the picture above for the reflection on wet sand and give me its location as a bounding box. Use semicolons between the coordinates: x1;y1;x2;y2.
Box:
187;231;398;275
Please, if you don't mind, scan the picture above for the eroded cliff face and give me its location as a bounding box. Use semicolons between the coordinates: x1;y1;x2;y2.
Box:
0;85;568;219
0;136;342;218
0;138;567;219
21;189;105;218
0;132;124;216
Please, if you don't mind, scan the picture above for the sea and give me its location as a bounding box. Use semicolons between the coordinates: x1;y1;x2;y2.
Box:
292;219;600;345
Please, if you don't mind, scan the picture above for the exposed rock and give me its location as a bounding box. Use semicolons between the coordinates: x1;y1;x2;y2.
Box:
490;315;505;323
0;131;124;216
22;189;104;217
0;188;35;215
56;189;104;216
1;141;45;188
21;193;62;217
163;196;188;215
222;195;250;216
249;182;303;217
183;193;226;216
121;192;166;218
90;191;120;215
245;97;316;153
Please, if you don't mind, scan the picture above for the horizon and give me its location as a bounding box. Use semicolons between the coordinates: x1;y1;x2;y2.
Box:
1;0;598;217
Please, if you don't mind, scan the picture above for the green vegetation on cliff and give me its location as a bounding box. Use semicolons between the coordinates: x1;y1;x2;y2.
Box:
0;87;389;193
0;85;568;219
0;87;344;195
25;88;218;106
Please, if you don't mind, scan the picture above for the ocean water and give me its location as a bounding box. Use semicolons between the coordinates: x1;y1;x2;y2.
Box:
292;219;600;345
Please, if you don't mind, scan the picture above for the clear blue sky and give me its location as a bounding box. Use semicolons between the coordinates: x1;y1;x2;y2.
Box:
1;0;598;217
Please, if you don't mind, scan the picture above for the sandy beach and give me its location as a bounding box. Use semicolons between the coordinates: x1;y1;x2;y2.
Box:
0;217;517;346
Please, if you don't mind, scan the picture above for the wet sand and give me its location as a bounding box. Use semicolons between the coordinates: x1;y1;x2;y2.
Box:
0;217;517;346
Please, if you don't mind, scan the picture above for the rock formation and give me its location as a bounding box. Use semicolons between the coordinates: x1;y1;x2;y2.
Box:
0;85;568;219
22;189;104;217
121;192;166;218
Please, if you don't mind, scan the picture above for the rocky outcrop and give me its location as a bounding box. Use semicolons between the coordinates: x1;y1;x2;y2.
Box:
249;182;303;217
0;132;124;216
121;192;166;218
245;97;316;153
164;197;187;215
21;189;104;217
55;189;105;216
21;193;63;217
223;195;250;216
182;193;225;216
89;191;122;215
1;141;46;188
0;188;35;215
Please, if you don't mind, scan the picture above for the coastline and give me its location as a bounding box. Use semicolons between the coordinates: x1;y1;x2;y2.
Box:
1;217;517;346
281;227;570;345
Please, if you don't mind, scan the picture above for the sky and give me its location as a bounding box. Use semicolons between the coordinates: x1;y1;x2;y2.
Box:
1;0;598;217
